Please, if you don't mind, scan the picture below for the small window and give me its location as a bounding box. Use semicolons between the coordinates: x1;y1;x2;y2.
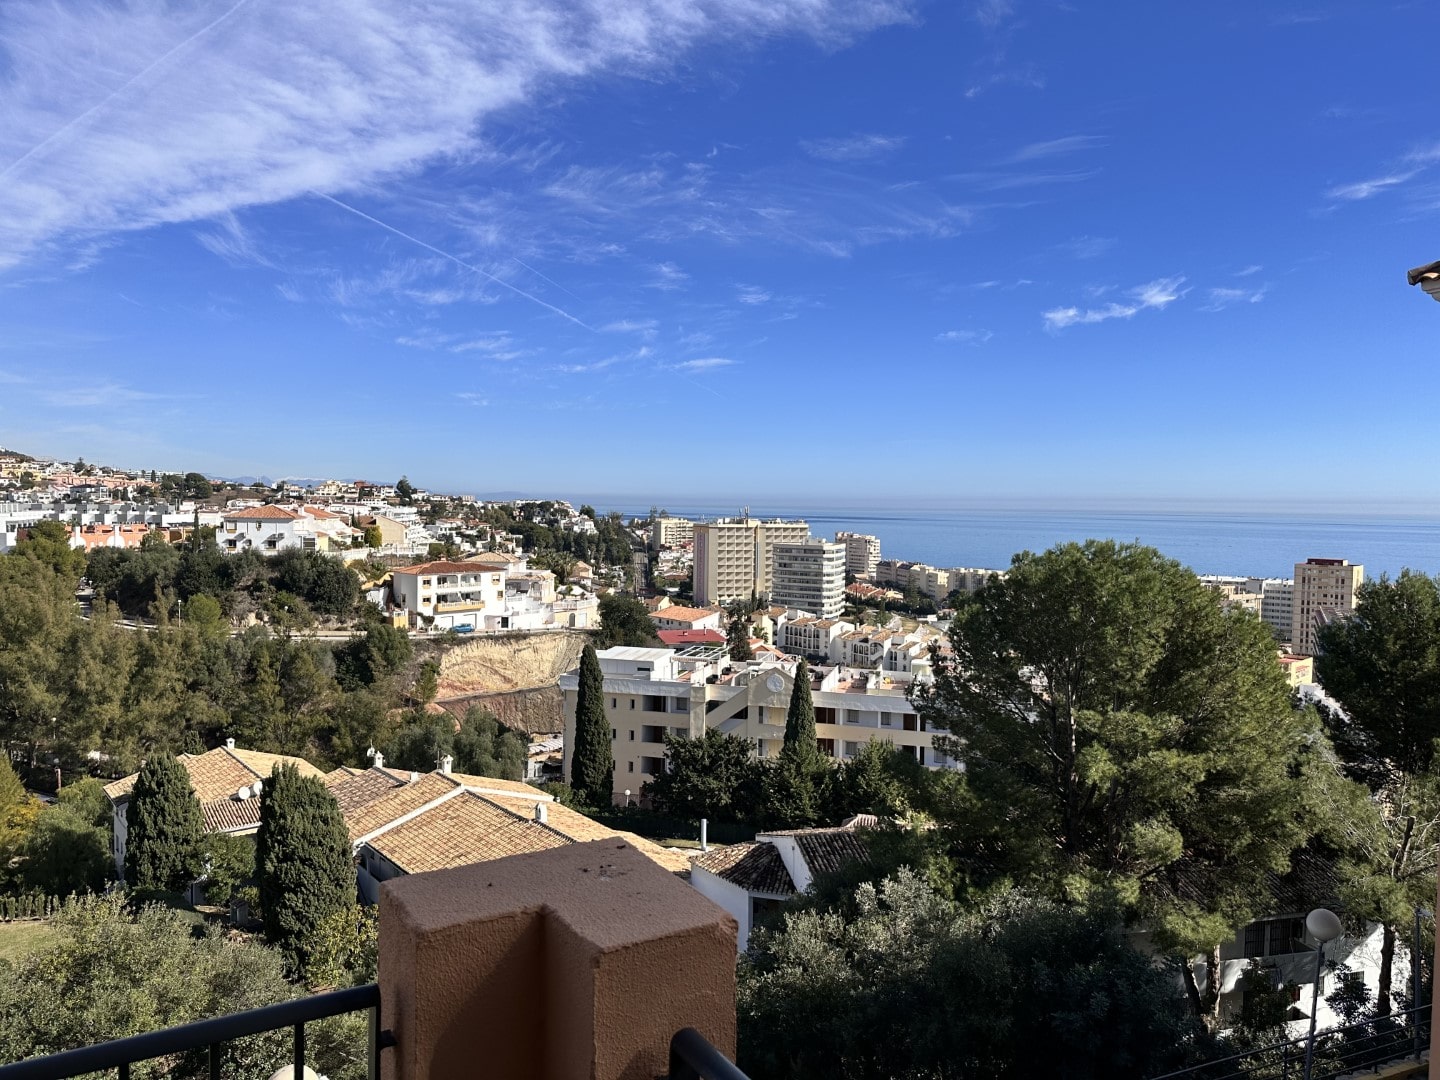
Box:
611;728;617;740
629;730;635;741
627;761;635;773
629;699;636;709
611;698;617;709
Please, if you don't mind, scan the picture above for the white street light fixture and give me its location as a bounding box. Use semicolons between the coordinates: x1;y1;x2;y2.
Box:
1407;261;1440;302
1303;907;1344;1080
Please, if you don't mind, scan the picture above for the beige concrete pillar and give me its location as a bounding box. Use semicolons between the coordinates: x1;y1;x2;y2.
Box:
380;839;738;1080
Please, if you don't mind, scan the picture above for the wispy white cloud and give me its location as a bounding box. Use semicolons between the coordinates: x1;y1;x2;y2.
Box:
1054;235;1116;259
674;357;736;372
194;210;272;268
275;281;303;302
949;168;1099;191
648;262;689;291
0;0;916;271
1042;275;1186;330
935;329;993;345
455;392;488;406
736;285;771;305
971;0;1015;30
1003;134;1108;164
1235;264;1263;277
1200;285;1267;311
800;133;906;162
600;318;658;334
1325;172;1419;201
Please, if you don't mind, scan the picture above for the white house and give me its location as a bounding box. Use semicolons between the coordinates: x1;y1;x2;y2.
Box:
690;823;871;951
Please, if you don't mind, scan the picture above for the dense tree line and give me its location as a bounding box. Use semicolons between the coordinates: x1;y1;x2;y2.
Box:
87;535;359;625
651;541;1438;1067
476;503;633;568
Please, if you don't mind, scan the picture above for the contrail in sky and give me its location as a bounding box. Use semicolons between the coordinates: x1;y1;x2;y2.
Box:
0;0;256;181
311;192;592;330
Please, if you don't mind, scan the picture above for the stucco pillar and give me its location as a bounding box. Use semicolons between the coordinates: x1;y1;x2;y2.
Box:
379;838;738;1080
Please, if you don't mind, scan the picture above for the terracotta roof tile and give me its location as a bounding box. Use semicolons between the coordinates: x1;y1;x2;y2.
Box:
329;769;406;814
649;606;721;625
223;505;301;521
104;745;321;805
794;830;870;879
201;798;262;833
365;792;570;875
692;842;795;896
345;772;458;843
392;561;501;577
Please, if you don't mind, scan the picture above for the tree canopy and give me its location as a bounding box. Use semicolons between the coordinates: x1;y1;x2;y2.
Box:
570;643;613;807
739;871;1204;1080
917;541;1326;966
124;753;204;893
255;764;355;975
593;592;660;649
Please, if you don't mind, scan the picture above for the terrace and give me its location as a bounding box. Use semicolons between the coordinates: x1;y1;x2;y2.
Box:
0;841;747;1080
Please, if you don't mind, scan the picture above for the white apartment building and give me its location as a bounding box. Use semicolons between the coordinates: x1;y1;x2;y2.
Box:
651;516;695;550
692;517;809;607
1292;558;1364;656
1260;579;1294;642
559;647;955;803
771;539;845;619
834;531;881;577
777;616;852;660
390;558;592;631
216;505;335;555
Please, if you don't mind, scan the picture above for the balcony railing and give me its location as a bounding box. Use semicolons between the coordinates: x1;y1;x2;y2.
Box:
0;983;390;1080
669;1028;751;1080
1148;1003;1430;1080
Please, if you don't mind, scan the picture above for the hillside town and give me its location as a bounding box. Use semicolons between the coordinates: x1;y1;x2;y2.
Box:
2;439;1423;1080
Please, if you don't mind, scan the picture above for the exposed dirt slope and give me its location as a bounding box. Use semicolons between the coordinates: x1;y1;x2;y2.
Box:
436;631;586;695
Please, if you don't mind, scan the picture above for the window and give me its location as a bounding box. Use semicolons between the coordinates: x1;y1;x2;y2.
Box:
1244;917;1307;958
611;728;617;741
627;761;634;773
610;698;617;709
629;699;636;710
629;730;635;741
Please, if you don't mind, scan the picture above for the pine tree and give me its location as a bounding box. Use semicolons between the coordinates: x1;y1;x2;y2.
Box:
570;644;614;807
256;764;355;976
124;754;204;892
781;659;820;768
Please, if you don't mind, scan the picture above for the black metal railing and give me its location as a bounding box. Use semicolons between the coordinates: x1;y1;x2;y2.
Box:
669;1028;751;1080
1150;1003;1430;1080
0;983;391;1080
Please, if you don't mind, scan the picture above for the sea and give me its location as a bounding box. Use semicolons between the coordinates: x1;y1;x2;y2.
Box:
576;500;1440;581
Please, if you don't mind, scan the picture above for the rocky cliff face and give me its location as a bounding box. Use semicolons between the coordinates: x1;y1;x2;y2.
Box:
435;632;587;735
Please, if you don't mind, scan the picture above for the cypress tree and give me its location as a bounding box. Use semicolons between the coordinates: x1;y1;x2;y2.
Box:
124;754;204;892
255;764;354;976
781;659;820;768
570;643;614;807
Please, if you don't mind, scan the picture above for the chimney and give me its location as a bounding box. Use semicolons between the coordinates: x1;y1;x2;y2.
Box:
224;738;235;750
700;817;709;853
372;751;385;769
534;803;548;825
440;754;453;775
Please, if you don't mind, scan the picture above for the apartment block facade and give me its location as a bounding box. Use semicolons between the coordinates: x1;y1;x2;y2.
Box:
834;531;881;577
650;516;695;551
692;517;809;606
770;538;845;619
1291;558;1363;656
559;646;955;802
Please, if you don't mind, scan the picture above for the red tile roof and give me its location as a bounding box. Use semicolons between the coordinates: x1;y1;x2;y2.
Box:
393;560;499;577
223;505;301;521
658;628;727;646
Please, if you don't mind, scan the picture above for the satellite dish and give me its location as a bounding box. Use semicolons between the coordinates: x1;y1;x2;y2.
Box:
251;781;265;798
235;787;251;801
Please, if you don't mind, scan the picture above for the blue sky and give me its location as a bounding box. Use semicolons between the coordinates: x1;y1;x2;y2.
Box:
1;0;1438;506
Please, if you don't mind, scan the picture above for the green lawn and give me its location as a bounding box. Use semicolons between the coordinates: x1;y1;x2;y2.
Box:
0;921;55;964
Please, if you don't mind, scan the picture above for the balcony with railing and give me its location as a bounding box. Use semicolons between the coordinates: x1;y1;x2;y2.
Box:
0;841;747;1080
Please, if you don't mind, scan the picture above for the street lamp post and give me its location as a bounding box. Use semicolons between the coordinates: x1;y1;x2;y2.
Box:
1303;908;1344;1080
